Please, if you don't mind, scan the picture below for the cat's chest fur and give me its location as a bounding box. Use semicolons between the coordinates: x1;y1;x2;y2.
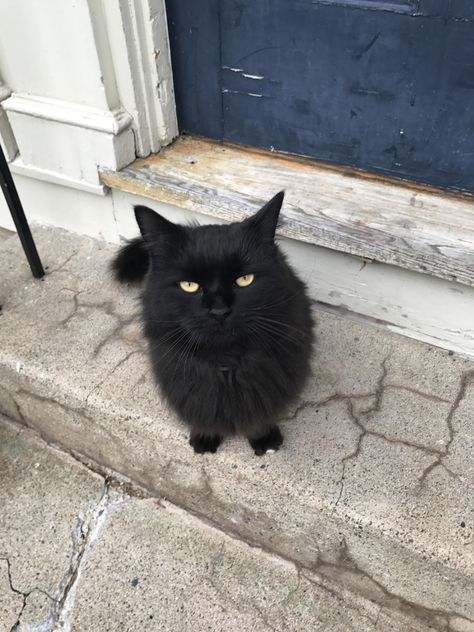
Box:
152;339;303;436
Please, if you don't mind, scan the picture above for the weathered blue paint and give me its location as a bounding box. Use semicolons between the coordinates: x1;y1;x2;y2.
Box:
166;0;222;140
166;0;474;192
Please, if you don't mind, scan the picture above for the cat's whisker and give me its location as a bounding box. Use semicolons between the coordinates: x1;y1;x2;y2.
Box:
253;318;304;341
181;334;198;383
252;322;303;349
156;330;192;366
170;330;198;382
253;316;312;337
245;291;305;312
247;326;276;358
252;331;297;357
156;329;188;347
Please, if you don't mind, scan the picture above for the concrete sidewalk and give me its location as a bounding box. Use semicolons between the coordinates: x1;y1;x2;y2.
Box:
1;416;436;631
0;226;473;631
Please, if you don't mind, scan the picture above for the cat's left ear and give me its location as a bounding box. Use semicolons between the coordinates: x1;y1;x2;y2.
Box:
134;205;178;242
243;191;284;242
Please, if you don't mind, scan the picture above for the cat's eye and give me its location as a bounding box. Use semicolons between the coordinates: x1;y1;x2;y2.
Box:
179;281;200;293
235;274;255;288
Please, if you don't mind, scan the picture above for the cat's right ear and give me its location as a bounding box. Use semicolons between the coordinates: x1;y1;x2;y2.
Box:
243;191;284;243
134;205;178;241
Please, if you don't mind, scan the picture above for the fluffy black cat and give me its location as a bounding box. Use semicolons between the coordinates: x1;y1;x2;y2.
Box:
112;192;313;455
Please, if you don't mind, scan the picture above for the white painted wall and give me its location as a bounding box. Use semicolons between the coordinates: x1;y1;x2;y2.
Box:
0;2;112;109
0;0;177;193
0;174;118;241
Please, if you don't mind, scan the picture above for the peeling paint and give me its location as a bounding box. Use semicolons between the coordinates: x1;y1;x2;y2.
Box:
221;67;263;80
222;88;265;98
221;65;244;73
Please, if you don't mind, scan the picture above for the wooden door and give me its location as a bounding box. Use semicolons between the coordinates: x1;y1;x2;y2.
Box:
166;1;474;193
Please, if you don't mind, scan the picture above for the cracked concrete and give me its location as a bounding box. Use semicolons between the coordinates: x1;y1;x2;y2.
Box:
0;226;473;630
418;370;474;487
0;416;103;631
0;417;448;631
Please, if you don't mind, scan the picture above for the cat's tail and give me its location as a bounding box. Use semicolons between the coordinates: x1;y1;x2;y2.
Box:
111;237;149;284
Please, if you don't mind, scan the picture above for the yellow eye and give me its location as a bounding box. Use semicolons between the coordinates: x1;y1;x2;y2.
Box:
179;281;200;293
235;273;255;288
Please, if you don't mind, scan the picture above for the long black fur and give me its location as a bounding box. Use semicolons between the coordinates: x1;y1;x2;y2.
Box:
111;236;149;283
112;193;314;454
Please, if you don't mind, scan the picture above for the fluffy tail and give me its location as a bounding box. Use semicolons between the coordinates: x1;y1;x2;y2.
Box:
112;237;149;284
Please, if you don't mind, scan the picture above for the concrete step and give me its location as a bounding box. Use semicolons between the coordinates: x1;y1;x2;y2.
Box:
0;226;473;631
1;415;439;631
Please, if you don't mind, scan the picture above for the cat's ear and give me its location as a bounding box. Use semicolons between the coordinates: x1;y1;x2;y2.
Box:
244;191;284;242
134;205;178;241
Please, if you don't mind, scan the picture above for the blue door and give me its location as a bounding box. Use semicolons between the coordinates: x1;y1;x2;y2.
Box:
166;1;474;193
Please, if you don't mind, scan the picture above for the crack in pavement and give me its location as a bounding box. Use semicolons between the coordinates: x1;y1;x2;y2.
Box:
13;387;124;448
1;417;141;631
68;451;152;500
417;369;474;489
57;290;141;358
0;557;55;632
0;384;28;428
300;569;381;628
166;471;474;632
330;356;390;508
333;356;465;508
57;288;84;326
84;348;143;405
92;309;139;358
276;566;302;609
383;383;451;404
50;479;128;631
316;537;470;632
46;251;80;276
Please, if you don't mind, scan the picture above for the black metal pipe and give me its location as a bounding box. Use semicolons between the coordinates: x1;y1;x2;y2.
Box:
0;143;44;278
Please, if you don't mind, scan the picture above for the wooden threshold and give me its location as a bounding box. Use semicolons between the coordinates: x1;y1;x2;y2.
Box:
101;136;474;287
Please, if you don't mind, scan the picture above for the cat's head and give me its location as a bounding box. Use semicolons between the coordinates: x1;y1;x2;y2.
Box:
136;192;298;347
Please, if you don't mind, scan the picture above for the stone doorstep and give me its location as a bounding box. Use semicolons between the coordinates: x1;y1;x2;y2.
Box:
0;415;444;632
0;226;473;631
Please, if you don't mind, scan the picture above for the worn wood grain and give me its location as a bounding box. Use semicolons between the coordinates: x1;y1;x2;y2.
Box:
101;136;474;287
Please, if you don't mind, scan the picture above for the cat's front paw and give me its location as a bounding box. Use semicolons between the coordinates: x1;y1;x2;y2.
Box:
189;433;223;454
248;426;283;456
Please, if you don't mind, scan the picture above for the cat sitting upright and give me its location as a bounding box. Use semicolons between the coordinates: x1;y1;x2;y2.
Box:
112;192;313;455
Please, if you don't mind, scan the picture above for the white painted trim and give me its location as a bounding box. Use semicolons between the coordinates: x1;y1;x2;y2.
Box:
9;158;107;196
85;0;123;113
101;0;178;156
3;93;133;135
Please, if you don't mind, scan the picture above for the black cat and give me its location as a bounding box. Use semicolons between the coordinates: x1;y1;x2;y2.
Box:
112;192;313;455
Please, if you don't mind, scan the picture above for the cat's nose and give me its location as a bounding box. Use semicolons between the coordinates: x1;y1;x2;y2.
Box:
209;306;231;322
